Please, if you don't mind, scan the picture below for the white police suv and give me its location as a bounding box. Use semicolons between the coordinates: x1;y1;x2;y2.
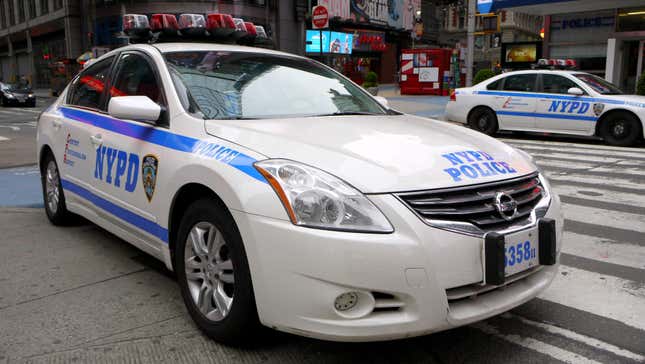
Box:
37;41;563;343
446;70;645;146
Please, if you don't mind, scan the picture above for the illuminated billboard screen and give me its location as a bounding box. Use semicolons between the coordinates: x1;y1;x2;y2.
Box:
306;30;353;54
501;42;542;68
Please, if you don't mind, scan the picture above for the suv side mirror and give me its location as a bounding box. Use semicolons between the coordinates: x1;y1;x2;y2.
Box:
567;87;584;96
108;96;161;123
374;95;389;109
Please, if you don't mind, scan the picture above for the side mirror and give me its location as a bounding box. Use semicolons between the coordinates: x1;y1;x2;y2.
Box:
108;96;161;123
373;96;389;109
567;87;584;96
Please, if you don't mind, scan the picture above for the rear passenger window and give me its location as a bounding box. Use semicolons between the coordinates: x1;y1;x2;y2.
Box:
502;74;537;92
67;57;114;110
487;79;501;90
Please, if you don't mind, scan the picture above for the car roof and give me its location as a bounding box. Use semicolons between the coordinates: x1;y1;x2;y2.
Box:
498;69;586;76
95;42;304;63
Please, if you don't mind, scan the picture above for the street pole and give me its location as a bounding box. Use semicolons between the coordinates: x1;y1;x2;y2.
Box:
466;0;475;87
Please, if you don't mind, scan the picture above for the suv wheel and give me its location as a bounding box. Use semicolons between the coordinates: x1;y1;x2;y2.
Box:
41;153;75;225
468;107;499;135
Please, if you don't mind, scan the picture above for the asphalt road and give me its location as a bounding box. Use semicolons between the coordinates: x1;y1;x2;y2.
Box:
0;99;644;363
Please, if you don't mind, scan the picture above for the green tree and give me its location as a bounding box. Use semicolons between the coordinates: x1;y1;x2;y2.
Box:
362;71;379;88
473;69;496;85
637;72;645;96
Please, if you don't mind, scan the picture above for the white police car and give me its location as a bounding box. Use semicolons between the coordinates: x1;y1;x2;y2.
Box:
446;70;645;146
37;41;563;343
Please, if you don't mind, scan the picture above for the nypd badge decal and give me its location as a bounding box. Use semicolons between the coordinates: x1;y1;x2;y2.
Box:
142;155;159;202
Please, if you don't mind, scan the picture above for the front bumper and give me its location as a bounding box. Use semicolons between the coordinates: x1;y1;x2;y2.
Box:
233;193;563;342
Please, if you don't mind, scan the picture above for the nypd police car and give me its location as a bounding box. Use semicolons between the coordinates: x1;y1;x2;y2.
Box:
446;70;645;146
37;39;563;343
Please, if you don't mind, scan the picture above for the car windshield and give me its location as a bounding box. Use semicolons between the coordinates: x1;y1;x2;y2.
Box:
573;73;623;95
164;51;386;119
2;82;30;92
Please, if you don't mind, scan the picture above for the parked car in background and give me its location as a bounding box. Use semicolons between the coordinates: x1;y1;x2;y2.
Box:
0;82;36;107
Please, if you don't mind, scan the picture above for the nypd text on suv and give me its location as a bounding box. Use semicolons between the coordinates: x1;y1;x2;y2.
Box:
446;70;645;146
37;41;563;343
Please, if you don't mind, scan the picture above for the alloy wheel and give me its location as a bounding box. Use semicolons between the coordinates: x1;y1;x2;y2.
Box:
184;221;235;322
45;161;60;214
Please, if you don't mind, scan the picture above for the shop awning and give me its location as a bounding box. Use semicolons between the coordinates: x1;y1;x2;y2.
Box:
487;0;645;14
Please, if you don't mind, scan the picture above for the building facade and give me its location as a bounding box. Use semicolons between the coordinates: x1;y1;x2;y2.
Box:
0;0;305;89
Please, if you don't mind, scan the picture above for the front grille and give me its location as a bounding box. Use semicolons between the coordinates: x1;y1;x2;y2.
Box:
397;173;545;234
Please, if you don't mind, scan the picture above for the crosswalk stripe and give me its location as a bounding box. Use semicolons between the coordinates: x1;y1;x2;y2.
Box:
562;202;645;235
502;138;645;153
511;143;645;160
562;231;645;270
0;109;27;115
551;184;645;211
545;171;643;191
502;313;645;362
16;108;42;114
528;151;627;164
539;266;645;331
535;159;597;170
473;322;604;364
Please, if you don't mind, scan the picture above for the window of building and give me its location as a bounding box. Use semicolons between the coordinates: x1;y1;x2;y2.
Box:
28;0;36;19
0;1;6;29
109;53;162;105
502;74;537;92
8;0;14;25
67;57;115;110
40;0;48;15
18;0;25;23
541;74;581;94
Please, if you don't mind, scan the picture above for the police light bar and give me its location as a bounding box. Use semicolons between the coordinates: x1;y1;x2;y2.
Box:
244;22;257;36
232;18;246;32
151;14;179;35
532;58;578;70
206;13;236;36
123;14;150;37
121;13;273;47
255;25;268;39
178;14;207;36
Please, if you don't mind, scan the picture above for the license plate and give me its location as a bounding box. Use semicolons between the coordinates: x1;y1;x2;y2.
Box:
504;227;539;277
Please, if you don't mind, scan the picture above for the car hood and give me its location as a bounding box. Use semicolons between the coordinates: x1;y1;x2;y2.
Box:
205;114;538;193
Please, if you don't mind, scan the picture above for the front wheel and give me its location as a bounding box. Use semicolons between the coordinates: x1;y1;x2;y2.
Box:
600;112;642;147
468;107;499;136
41;153;75;225
175;199;260;344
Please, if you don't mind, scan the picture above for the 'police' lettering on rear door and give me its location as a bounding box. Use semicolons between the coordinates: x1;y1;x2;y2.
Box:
94;146;139;192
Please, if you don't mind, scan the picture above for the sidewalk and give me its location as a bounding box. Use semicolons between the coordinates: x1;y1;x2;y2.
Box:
379;84;449;119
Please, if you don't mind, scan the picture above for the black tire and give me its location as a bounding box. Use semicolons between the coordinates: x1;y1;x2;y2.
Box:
468;107;499;135
41;152;75;225
27;100;36;108
175;198;260;345
600;112;642;147
1;96;8;107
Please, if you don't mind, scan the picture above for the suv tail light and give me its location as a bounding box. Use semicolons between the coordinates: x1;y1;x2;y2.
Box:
450;90;456;101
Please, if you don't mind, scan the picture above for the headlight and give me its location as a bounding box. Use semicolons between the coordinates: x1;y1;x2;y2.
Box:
28;93;34;98
5;93;14;98
254;159;393;233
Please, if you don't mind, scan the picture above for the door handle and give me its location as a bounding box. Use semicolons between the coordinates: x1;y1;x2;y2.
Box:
52;119;62;130
90;134;103;146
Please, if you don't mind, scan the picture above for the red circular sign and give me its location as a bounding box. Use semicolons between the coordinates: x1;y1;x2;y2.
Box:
312;5;329;29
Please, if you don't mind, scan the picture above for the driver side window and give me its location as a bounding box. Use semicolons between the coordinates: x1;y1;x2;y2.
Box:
109;53;162;105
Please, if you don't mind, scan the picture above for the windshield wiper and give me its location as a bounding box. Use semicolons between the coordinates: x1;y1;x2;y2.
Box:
314;111;381;117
